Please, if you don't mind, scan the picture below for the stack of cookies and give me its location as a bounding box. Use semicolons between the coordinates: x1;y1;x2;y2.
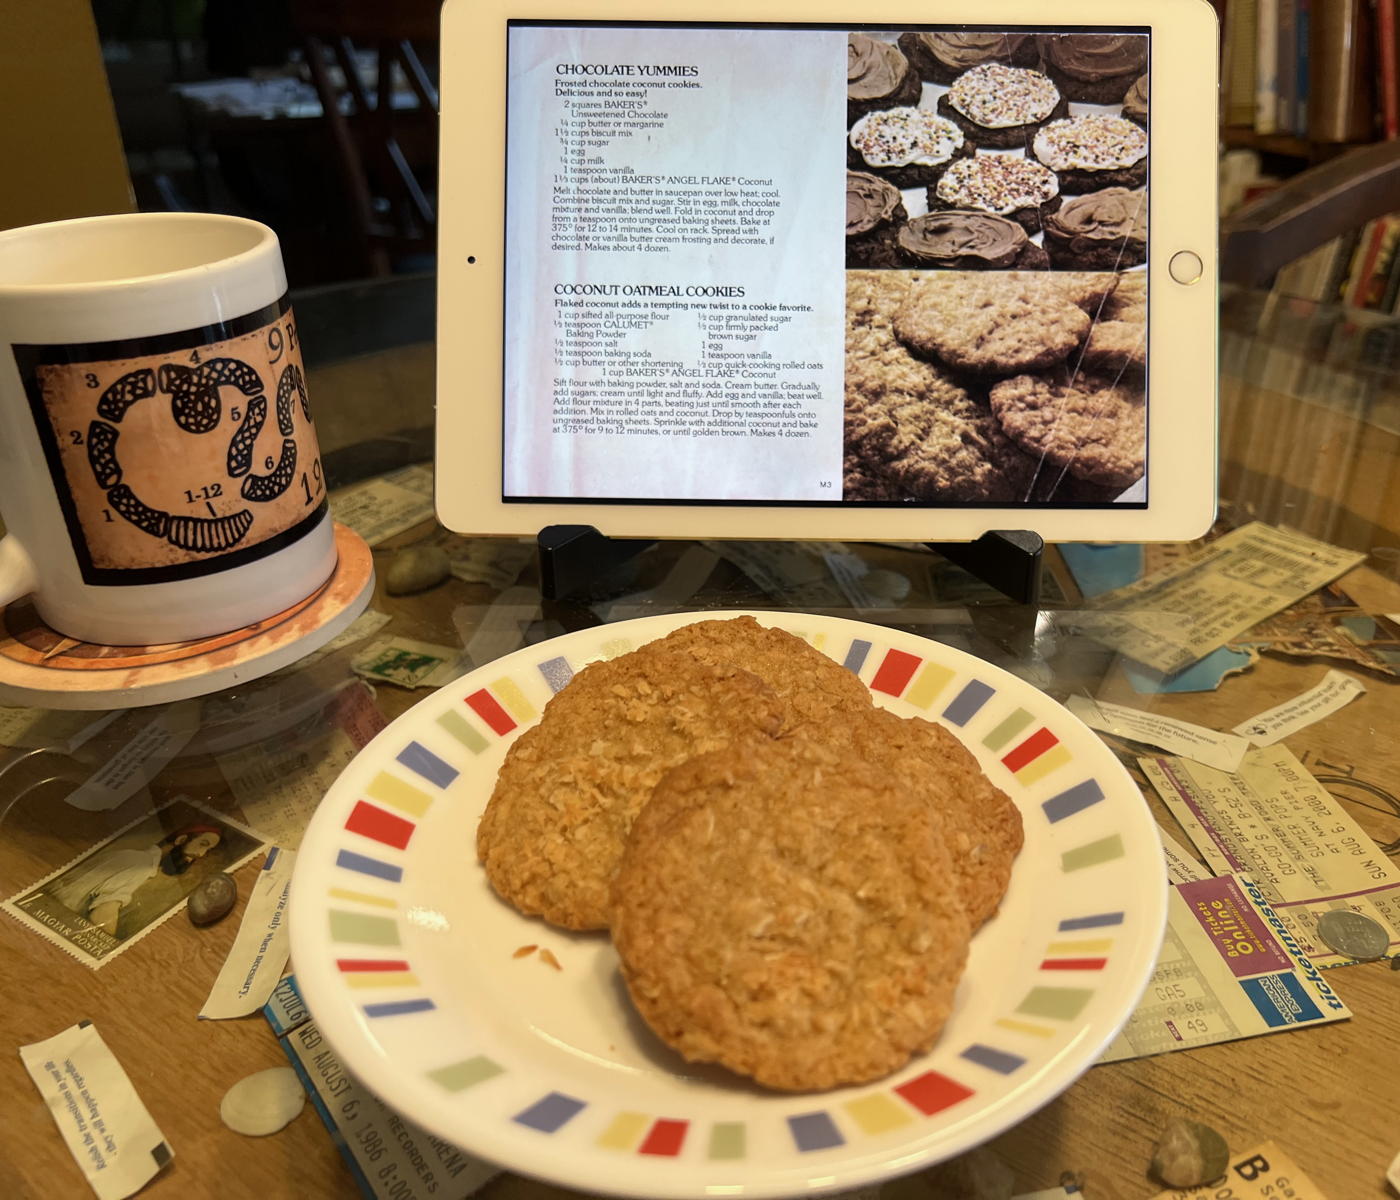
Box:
477;616;1023;1092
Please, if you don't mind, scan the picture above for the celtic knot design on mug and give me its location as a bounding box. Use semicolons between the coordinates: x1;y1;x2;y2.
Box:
15;298;326;586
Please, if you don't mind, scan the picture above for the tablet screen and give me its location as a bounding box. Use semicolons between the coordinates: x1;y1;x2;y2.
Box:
502;24;1151;510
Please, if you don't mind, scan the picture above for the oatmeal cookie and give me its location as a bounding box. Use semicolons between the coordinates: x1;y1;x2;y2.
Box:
611;736;971;1091
651;615;872;732
845;272;1048;501
1078;319;1146;373
476;646;786;930
809;707;1024;927
893;273;1091;374
989;370;1146;487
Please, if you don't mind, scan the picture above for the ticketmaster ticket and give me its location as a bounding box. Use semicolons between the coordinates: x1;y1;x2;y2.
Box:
1142;747;1400;967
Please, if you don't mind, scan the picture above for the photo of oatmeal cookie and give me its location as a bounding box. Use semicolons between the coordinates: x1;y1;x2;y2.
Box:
935;63;1068;149
610;735;971;1091
847;32;923;125
896;211;1050;270
1078;319;1146;373
1122;74;1149;127
989;370;1146;487
845;272;1049;501
477;646;786;930
893;273;1091;374
1043;188;1148;271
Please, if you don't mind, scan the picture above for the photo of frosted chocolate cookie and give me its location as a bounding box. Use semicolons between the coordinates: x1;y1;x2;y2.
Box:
847;170;908;268
893;273;1090;374
896;211;1049;270
848;107;972;189
989;370;1146;488
928;155;1061;234
1043;188;1147;270
935;63;1068;149
1038;33;1149;104
847;33;923;125
1032;115;1148;193
897;30;1038;85
1122;74;1149;127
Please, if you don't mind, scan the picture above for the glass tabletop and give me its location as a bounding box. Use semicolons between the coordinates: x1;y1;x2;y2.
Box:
2;271;1399;1200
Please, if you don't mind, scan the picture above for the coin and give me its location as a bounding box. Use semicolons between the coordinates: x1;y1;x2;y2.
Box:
1315;909;1390;961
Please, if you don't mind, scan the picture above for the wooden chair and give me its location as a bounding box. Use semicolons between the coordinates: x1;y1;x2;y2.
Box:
291;0;441;277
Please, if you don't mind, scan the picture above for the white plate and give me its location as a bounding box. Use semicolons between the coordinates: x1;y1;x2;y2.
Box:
289;611;1166;1197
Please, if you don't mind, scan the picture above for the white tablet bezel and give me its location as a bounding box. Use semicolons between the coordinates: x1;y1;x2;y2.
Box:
436;0;1218;543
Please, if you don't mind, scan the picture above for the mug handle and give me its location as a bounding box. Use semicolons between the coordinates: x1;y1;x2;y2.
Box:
0;536;38;607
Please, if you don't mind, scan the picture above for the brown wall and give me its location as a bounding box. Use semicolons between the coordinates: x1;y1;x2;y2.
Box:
0;0;133;232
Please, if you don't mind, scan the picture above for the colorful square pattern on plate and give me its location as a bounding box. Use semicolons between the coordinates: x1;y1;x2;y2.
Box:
291;611;1166;1198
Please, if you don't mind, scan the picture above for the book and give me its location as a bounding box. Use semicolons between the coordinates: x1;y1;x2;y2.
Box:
1296;0;1311;134
1277;0;1298;135
1308;0;1375;141
1256;0;1280;132
1343;218;1389;307
1227;0;1260;126
1379;0;1399;139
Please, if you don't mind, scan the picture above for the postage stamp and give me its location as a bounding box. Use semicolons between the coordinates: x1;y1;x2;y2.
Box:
3;797;266;969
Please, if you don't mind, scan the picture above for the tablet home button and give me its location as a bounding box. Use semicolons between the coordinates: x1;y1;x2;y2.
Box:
1169;250;1204;284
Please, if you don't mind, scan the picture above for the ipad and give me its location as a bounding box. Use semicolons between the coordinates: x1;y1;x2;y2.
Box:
436;0;1218;544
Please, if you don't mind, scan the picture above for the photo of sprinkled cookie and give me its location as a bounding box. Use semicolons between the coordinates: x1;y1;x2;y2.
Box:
1043;187;1148;270
476;646;786;930
893;272;1091;374
935;63;1068;149
848;107;972;190
989;370;1146;488
809;706;1023;928
847;32;923;125
928;154;1061;234
1122;74;1149;127
651;614;873;732
847;170;909;268
1038;33;1149;104
896;211;1050;270
1032;114;1148;194
610;735;972;1091
897;30;1038;85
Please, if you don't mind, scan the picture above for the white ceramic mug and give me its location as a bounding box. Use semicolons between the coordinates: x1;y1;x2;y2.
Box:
0;212;336;646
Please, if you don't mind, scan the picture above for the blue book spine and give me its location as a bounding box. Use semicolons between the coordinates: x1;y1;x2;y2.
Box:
1296;0;1311;135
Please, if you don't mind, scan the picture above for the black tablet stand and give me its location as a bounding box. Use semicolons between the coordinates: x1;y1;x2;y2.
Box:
537;526;1043;606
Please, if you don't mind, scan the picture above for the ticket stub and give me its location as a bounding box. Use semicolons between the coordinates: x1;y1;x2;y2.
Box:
330;476;435;547
1067;695;1250;772
1231;669;1366;746
1149;1140;1330;1199
1142;747;1400;966
263;977;499;1200
20;1021;172;1200
1099;874;1348;1063
1075;523;1365;674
